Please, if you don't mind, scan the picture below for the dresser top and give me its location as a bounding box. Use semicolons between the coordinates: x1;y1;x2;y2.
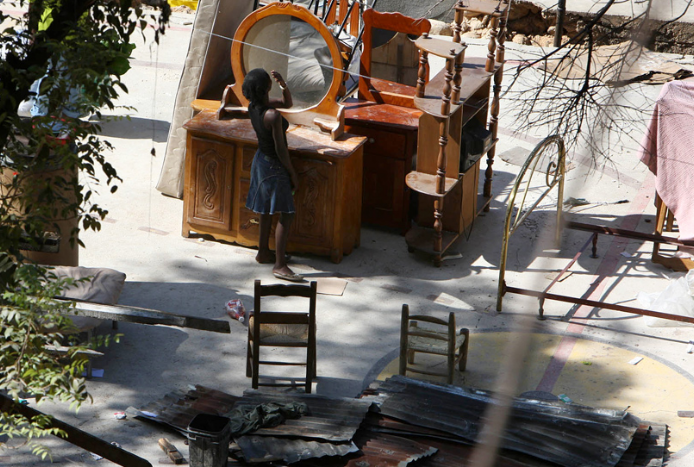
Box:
184;111;366;158
344;99;421;130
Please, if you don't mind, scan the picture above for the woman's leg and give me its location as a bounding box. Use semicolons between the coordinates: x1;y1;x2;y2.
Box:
256;213;274;263
273;212;297;276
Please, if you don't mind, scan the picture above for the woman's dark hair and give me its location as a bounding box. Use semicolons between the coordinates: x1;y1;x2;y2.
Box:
242;68;272;104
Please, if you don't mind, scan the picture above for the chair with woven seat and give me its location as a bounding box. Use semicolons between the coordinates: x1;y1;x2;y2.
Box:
247;279;317;393
399;304;469;385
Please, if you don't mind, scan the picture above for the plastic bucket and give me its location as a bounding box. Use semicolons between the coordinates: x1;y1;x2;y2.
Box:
187;413;231;467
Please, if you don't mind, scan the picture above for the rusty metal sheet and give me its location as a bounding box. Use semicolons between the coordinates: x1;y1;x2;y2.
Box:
132;385;241;434
236;436;358;464
359;414;560;467
634;424;668;467
352;432;438;466
229;391;373;442
369;376;641;467
616;424;650;467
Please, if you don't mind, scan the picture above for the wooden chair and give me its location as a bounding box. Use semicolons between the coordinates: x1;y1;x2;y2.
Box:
247;280;317;393
399;304;469;385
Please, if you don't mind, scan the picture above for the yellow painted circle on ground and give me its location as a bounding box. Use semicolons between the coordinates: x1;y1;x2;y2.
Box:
378;332;694;453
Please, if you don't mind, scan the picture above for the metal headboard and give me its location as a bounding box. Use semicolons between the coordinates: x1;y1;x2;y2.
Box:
497;135;566;311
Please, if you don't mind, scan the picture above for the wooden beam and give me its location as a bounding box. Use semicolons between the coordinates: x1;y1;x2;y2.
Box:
158;438;185;464
60;300;231;334
0;395;152;467
44;345;104;357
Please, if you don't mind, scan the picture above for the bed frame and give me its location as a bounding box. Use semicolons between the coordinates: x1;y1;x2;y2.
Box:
496;135;694;325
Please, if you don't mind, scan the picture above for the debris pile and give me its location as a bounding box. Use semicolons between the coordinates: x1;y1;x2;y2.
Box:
133;376;668;466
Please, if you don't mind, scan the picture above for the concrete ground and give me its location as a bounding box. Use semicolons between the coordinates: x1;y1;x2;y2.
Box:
3;4;694;466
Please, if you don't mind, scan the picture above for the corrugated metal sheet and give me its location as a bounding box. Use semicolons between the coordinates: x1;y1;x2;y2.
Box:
132;385;241;434
229;390;373;442
617;424;650;467
236;436;358;464
132;380;667;467
634;424;668;467
290;433;443;467
352;432;438;466
368;376;641;467
360;413;560;467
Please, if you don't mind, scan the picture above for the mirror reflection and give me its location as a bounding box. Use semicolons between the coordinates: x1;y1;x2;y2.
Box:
370;29;421;86
242;15;333;110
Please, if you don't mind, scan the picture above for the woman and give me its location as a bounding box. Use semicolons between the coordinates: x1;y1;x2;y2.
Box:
242;68;303;282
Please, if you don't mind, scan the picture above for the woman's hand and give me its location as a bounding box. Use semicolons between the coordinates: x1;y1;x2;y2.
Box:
271;70;287;89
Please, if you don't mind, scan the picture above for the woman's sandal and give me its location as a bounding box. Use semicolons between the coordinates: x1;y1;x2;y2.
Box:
273;271;305;282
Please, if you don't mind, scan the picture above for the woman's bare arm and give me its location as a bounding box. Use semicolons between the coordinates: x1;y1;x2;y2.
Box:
266;108;299;190
268;70;293;109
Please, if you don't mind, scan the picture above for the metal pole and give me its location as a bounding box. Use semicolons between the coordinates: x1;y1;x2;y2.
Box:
554;0;566;47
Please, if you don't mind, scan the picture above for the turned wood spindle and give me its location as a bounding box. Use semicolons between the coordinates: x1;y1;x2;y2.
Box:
452;49;464;105
484;2;508;210
416;34;429;98
452;1;464;44
432;51;456;258
485;13;499;73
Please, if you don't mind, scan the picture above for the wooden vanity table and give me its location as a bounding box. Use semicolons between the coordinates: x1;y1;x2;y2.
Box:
181;3;366;263
182;112;364;263
344;10;430;233
345;100;420;232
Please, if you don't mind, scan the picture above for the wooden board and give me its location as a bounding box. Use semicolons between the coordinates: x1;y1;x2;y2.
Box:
65;301;231;334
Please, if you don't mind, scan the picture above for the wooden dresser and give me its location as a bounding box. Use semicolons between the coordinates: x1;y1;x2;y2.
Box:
344;99;421;233
182;111;366;263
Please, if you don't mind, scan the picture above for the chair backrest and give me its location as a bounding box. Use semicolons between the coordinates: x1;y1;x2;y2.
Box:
358;9;431;108
401;304;456;348
253;279;317;327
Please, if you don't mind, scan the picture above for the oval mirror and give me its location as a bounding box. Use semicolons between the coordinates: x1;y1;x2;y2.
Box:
242;15;333;110
232;4;341;112
225;3;345;138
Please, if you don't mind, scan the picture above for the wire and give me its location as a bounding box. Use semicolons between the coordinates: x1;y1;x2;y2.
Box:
197;29;439;87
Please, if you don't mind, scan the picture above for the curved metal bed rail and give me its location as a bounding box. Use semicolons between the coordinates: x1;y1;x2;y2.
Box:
497;135;566;311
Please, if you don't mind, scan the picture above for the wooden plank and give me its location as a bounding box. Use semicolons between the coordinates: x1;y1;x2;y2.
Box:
44;345;104;357
158;438;185;464
0;395;152;467
61;300;231;334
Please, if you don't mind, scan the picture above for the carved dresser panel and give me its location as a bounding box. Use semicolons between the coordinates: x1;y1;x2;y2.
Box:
183;111;365;263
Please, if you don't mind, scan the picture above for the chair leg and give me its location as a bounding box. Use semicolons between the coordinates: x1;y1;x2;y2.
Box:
252;341;260;389
407;321;418;364
447;342;455;386
305;367;312;394
306;343;315;393
311;344;317;379
246;337;252;378
459;328;470;372
398;345;407;376
399;304;409;376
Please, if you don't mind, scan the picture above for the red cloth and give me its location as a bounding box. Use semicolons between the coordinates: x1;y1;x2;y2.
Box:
639;80;694;241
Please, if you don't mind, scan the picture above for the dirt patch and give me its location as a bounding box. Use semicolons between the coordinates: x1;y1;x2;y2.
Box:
455;0;694;55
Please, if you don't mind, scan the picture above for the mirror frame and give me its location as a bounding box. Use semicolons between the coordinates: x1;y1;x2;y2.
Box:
359;9;431;108
220;3;345;139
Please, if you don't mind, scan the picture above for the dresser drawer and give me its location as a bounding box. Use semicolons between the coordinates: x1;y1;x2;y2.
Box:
346;125;408;159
